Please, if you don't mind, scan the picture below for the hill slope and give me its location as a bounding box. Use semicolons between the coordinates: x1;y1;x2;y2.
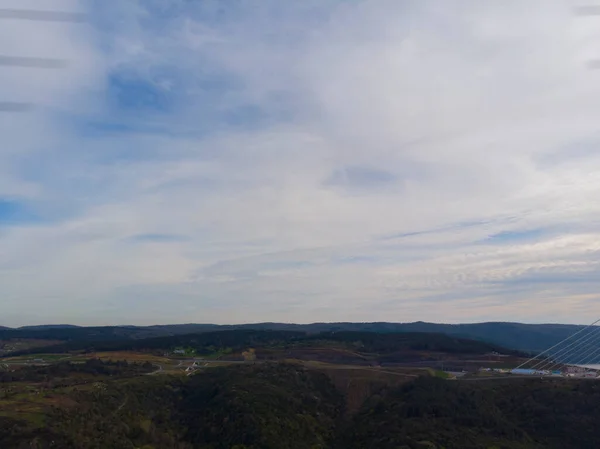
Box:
1;363;342;449
346;376;600;449
4;363;600;448
3;330;520;366
0;321;585;353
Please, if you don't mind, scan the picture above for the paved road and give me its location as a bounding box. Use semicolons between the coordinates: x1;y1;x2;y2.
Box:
144;364;163;375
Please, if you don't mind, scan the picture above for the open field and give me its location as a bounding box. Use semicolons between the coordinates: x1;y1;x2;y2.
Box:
299;361;427;413
0;381;87;426
83;351;172;364
4;353;72;363
0;329;534;388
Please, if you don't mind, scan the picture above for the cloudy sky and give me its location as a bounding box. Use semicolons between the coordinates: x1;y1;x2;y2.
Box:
1;0;600;327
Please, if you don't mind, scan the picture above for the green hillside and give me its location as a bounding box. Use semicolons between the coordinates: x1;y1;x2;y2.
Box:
4;361;600;448
0;321;585;353
346;376;600;449
1;362;341;449
3;329;518;362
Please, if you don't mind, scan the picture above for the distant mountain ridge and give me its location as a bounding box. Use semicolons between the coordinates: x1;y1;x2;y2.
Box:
0;321;585;352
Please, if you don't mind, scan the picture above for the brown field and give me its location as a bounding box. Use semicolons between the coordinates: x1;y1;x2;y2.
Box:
72;351;172;364
300;362;429;413
255;347;371;364
0;387;79;426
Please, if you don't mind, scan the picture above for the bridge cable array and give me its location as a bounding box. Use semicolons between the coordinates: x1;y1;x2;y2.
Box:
516;318;600;373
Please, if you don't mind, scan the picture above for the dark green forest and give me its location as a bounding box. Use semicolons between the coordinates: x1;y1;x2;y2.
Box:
345;376;600;449
4;329;518;359
0;359;154;383
0;321;586;353
1;363;342;449
4;362;600;448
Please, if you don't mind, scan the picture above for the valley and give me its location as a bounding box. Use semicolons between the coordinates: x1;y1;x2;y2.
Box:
1;327;598;448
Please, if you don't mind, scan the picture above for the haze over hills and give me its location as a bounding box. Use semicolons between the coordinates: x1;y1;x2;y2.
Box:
0;321;585;353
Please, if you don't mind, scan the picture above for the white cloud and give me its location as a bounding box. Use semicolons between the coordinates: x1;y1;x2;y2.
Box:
2;0;600;326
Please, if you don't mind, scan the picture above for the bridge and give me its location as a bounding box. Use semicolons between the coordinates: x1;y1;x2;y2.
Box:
511;318;600;378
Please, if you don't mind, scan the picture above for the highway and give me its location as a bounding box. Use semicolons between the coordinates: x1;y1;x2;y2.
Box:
144;363;164;375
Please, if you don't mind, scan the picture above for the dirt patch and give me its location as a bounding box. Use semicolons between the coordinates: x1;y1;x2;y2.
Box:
308;365;426;414
79;352;171;364
257;347;370;364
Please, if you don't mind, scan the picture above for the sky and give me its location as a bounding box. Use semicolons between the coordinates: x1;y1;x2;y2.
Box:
1;0;600;327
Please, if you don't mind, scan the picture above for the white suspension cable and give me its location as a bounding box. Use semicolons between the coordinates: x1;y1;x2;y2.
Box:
538;327;600;373
530;324;600;370
568;335;600;368
533;325;600;372
576;345;600;367
515;318;600;370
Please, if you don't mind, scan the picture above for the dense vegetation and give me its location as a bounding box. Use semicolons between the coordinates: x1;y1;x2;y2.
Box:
4;330;517;362
345;377;600;449
301;331;513;355
0;321;586;352
0;359;154;383
0;325;176;343
3;330;304;356
179;364;342;448
1;375;189;449
1;363;341;448
4;360;600;448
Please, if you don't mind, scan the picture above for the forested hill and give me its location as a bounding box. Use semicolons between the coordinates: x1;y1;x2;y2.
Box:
4;362;600;448
4;329;519;360
344;376;600;449
0;321;584;352
0;363;343;449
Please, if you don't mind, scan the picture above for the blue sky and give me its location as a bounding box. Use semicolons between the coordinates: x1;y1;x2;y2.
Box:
1;0;600;327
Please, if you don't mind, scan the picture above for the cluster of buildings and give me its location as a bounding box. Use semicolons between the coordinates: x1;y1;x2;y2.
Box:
475;365;600;378
479;367;511;374
509;366;599;378
510;368;563;376
185;361;200;375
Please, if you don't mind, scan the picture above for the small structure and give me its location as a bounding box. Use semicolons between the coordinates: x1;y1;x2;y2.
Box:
567;371;598;378
511;368;542;376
